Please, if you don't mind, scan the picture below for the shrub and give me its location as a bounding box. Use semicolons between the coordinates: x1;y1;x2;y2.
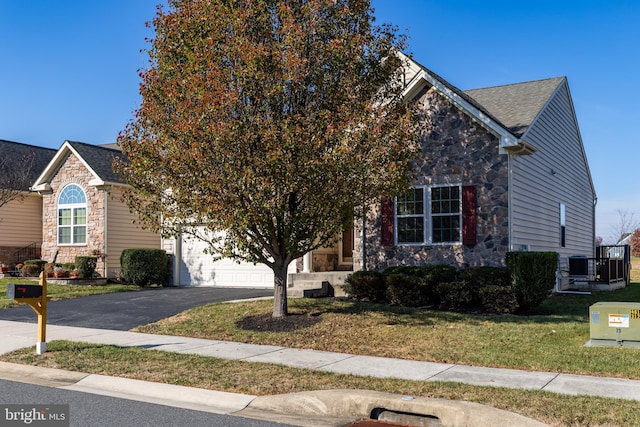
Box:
458;266;509;305
506;251;557;312
24;259;46;269
385;273;430;307
120;249;168;287
21;264;41;277
343;271;386;302
436;281;472;310
478;284;519;314
44;262;55;276
75;256;98;279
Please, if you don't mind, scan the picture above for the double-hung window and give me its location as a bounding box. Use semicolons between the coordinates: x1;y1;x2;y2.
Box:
58;184;87;245
396;185;462;244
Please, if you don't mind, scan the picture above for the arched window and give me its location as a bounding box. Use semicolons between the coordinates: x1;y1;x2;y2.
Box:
58;184;87;245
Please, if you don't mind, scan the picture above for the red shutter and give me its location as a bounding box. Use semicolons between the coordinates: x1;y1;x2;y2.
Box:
462;186;477;246
381;198;394;246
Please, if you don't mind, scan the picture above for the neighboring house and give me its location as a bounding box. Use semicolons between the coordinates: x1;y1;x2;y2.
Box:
30;140;161;278
0;140;56;267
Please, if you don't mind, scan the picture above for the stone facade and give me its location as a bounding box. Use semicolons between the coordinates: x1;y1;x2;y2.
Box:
353;87;510;271
41;153;106;274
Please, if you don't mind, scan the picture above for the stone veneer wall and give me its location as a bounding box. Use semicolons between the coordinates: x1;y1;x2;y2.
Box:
353;87;510;271
41;153;106;274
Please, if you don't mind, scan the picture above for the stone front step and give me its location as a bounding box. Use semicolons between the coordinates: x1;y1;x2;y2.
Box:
287;271;351;298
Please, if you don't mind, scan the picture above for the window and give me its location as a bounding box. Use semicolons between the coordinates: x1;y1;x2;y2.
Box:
58;184;87;245
395;185;462;244
396;189;425;243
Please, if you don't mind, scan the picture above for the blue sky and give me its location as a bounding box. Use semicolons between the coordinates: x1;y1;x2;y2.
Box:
1;1;638;242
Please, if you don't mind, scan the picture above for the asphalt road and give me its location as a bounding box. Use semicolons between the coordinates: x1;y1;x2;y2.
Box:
0;379;293;427
0;287;273;330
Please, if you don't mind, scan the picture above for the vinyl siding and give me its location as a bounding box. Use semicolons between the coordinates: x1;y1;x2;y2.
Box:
0;194;42;247
510;82;595;257
105;187;161;277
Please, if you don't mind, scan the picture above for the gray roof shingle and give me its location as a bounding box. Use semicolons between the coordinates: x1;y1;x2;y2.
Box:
463;77;565;137
0;139;57;190
66;140;125;184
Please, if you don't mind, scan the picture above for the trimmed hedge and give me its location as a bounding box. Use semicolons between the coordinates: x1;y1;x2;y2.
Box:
506;251;557;312
343;271;386;302
75;256;97;279
121;248;168;287
385;273;430;307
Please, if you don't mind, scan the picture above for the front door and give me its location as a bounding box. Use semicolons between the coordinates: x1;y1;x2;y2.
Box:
340;227;354;265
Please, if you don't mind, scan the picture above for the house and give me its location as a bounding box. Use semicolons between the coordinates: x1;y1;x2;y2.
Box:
293;55;596;285
30;140;161;278
2;53;596;289
0;140;56;268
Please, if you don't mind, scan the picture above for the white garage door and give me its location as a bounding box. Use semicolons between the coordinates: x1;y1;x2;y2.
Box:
177;234;277;288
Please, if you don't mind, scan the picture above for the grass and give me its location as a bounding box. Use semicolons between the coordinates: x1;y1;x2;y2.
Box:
2;260;640;426
2;340;639;427
0;279;140;309
129;284;640;379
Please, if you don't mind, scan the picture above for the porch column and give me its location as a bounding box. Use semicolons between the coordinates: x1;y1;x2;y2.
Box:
302;251;312;273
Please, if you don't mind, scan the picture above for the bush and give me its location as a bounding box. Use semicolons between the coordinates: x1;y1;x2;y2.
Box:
478;284;519;314
385;273;430;307
458;266;509;305
24;259;46;269
21;264;41;277
75;256;97;279
506;251;557;312
436;281;472;310
121;248;168;287
343;271;386;302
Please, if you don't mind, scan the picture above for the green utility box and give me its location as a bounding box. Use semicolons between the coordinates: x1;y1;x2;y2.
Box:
588;302;640;347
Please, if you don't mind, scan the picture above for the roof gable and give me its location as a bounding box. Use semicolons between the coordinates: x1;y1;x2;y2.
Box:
32;140;126;192
463;77;565;138
400;54;529;153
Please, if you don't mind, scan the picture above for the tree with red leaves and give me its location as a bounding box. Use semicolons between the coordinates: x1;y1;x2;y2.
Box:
116;0;420;317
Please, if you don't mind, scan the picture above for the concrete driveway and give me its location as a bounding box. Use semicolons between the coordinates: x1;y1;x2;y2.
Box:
0;287;273;330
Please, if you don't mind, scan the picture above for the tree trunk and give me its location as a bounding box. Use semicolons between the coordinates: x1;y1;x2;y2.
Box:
272;264;289;318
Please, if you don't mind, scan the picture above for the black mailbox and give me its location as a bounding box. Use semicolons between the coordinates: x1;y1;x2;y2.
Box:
6;283;43;299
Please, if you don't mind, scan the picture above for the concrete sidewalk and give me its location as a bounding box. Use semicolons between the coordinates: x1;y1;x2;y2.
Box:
1;319;639;425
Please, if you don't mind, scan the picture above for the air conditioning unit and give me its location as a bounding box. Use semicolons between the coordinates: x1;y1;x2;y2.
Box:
587;302;640;348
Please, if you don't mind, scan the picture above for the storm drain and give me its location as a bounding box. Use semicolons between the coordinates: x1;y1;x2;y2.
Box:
344;408;442;427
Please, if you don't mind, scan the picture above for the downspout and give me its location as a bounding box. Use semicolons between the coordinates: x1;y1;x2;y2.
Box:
507;153;513;252
173;233;182;286
102;190;108;277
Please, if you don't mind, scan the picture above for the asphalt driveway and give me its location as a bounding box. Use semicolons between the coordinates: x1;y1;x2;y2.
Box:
0;287;273;330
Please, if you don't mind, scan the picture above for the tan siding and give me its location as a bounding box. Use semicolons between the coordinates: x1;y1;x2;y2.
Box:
105;187;161;277
0;194;42;247
510;82;595;258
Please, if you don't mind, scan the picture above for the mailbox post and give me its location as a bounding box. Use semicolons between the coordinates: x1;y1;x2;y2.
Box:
6;272;51;354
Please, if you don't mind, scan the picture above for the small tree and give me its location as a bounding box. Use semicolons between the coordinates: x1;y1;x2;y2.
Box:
116;0;420;317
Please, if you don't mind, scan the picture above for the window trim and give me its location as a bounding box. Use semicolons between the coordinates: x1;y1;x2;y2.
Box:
395;184;462;246
57;184;88;246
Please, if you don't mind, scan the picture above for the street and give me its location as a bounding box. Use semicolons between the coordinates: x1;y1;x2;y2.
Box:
0;379;293;427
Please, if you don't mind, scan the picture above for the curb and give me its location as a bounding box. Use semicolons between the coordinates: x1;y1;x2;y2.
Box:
238;389;551;427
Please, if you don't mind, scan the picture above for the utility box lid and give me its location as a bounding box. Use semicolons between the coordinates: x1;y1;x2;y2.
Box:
589;302;640;343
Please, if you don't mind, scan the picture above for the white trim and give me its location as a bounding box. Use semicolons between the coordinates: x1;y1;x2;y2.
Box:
395;184;463;246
